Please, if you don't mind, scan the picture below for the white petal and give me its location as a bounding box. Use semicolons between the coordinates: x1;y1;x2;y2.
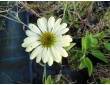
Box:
36;47;44;63
26;30;38;36
23;37;37;43
56;23;67;33
28;23;41;34
58;28;69;34
22;37;37;47
60;23;67;30
51;47;62;63
63;35;72;42
55;18;62;27
25;41;40;52
46;49;53;66
52;18;62;32
46;50;51;63
48;55;53;66
61;35;72;47
42;48;48;63
62;42;71;47
59;47;68;57
37;17;47;32
30;45;42;60
48;16;55;32
24;36;37;42
36;53;42;63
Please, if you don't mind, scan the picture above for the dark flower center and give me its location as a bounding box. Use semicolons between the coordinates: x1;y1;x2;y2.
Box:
40;32;56;47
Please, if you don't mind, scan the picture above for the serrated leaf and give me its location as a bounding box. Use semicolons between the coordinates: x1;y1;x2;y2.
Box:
104;42;110;51
84;57;93;76
91;50;108;63
82;33;95;52
89;34;98;48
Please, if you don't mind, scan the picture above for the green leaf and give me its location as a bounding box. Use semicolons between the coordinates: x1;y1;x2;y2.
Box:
89;34;98;48
95;32;105;40
82;33;97;52
82;37;86;52
84;57;93;76
91;50;108;63
79;57;93;76
104;42;110;51
45;75;54;84
82;37;90;52
79;59;86;69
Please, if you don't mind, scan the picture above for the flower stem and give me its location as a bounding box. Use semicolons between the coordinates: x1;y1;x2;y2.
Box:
43;64;47;84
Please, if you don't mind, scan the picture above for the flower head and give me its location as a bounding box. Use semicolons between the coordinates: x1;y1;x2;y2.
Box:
22;16;72;66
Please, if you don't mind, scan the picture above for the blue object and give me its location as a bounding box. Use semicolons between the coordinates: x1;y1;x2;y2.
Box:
0;8;32;83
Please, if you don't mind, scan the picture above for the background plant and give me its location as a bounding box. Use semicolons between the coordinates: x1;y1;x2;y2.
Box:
0;1;110;84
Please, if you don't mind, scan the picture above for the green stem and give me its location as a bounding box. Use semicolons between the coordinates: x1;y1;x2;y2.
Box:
63;2;68;20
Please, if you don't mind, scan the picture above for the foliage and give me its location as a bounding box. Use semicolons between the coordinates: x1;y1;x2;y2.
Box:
101;78;110;84
103;9;110;27
104;42;110;51
91;50;108;63
79;57;93;76
0;1;110;84
79;32;108;76
44;75;54;84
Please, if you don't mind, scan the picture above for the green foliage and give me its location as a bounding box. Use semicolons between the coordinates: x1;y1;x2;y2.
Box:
82;37;88;53
69;49;83;69
91;50;108;63
0;1;110;83
58;2;93;29
79;58;86;69
84;57;93;76
104;42;110;51
103;9;110;27
101;78;110;84
29;2;110;83
79;32;108;76
44;75;54;84
89;34;98;48
79;57;93;76
94;32;105;40
82;33;98;53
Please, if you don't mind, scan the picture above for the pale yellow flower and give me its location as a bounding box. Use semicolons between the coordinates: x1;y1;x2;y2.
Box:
22;16;72;66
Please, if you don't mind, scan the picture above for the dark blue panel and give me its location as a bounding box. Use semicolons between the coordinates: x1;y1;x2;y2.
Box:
0;7;32;83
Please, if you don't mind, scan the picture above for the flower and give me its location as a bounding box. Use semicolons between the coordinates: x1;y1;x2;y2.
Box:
22;16;72;66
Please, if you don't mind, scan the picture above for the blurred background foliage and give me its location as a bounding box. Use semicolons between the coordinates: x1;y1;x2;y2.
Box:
0;1;110;83
0;1;110;36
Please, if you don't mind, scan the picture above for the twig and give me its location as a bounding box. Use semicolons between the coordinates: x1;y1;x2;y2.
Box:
0;14;28;29
19;2;41;18
0;10;9;13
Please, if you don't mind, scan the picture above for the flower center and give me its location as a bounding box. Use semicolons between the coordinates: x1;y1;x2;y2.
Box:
40;32;56;47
